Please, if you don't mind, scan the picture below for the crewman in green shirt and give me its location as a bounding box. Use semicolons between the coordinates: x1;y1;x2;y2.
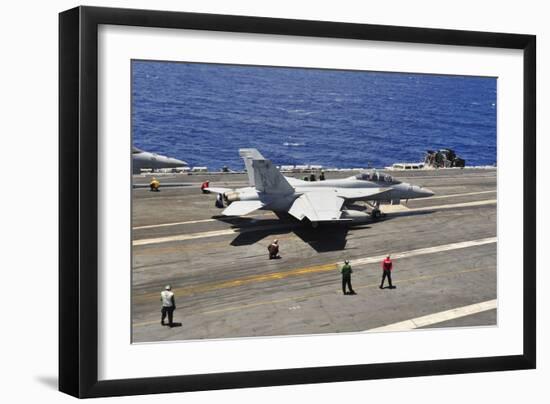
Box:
341;260;356;295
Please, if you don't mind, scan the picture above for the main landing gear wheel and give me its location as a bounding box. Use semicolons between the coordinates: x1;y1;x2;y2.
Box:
365;201;382;221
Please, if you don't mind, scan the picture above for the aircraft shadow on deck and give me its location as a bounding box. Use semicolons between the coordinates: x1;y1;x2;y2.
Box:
212;208;435;252
213;213;372;253
293;226;353;252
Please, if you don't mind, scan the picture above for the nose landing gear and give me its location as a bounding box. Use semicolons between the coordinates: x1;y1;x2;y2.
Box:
365;201;382;221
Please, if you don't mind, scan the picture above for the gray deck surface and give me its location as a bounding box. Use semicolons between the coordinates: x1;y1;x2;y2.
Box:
132;168;497;343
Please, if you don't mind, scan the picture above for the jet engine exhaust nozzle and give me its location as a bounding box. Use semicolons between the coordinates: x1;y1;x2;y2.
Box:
225;191;241;203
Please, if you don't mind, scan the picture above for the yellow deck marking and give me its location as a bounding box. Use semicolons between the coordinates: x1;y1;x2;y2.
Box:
132;237;495;304
133;262;337;303
201;266;492;316
132;266;493;327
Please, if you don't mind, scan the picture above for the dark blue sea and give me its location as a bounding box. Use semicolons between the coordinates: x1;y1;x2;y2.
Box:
132;61;496;170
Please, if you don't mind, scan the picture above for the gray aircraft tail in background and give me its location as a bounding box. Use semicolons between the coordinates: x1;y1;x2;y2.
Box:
132;146;188;174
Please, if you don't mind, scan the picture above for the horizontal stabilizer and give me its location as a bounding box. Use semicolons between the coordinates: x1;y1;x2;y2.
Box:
205;187;232;194
222;200;264;216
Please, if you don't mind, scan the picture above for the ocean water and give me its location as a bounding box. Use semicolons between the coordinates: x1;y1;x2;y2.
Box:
132;61;496;170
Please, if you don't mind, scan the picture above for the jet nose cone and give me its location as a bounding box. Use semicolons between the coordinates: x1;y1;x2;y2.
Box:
166;157;188;167
173;158;188;166
424;187;435;197
417;186;434;198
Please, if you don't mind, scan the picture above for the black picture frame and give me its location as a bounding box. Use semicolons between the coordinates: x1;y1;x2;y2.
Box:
59;6;536;398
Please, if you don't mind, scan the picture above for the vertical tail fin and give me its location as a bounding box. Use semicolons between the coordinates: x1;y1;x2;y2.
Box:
239;148;294;195
239;148;264;186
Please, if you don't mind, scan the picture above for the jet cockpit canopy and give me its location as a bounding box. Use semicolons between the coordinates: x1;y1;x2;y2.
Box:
355;171;400;184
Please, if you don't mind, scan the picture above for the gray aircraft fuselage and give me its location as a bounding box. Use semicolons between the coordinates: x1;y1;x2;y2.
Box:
224;174;433;212
207;148;434;224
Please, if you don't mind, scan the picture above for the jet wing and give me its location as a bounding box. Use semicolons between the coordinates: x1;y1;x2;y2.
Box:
222;200;264;216
288;191;345;222
334;187;392;201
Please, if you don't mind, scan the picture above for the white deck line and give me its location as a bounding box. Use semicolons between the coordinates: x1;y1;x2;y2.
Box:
366;299;497;332
133;200;497;246
133;212;273;230
350;237;496;267
133;194;495;231
133;223;295;246
424;190;496;200
410;199;496;212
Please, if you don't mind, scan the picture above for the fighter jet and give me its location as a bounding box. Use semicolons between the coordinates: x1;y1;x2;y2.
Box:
206;149;434;226
132;146;188;174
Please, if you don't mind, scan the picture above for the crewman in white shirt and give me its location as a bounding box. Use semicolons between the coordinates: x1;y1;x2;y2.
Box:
160;285;176;327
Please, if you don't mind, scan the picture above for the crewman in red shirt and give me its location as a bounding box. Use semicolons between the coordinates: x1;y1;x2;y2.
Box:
380;255;396;289
200;180;210;193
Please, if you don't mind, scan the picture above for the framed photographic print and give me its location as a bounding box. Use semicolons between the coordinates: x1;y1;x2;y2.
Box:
59;6;536;398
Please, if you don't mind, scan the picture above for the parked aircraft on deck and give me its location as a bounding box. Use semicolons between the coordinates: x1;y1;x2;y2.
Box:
206;149;434;226
132;146;188;174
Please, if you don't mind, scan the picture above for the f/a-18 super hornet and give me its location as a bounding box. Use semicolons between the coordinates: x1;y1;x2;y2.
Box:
206;149;434;226
132;146;188;174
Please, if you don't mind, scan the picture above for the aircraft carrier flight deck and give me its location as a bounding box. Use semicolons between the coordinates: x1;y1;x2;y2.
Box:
131;168;497;343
